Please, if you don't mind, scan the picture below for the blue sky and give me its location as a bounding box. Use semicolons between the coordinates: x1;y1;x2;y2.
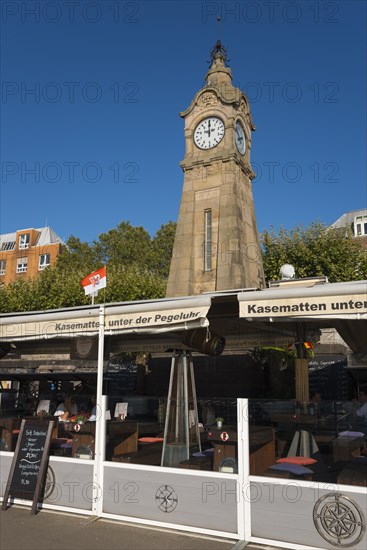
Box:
1;0;366;244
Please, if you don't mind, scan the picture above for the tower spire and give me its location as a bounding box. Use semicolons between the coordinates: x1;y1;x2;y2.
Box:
206;19;231;87
208;15;229;68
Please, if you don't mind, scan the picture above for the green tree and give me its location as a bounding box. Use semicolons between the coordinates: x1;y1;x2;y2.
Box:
0;267;90;312
34;266;91;309
0;278;38;312
56;236;99;273
94;222;152;268
262;222;367;283
0;263;167;313
150;221;176;277
0;220;174;313
103;265;166;303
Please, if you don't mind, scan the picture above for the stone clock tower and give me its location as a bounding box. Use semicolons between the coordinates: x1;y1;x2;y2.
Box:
166;40;265;297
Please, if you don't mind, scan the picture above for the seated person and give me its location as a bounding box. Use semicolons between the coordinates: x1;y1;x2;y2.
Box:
54;396;71;422
25;397;38;416
69;398;78;416
199;401;215;426
308;391;322;416
88;396;97;421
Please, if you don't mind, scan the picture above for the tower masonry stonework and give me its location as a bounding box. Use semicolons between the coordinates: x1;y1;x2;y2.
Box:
166;41;265;297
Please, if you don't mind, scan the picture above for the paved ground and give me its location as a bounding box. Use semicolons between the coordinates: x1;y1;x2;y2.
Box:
0;506;286;550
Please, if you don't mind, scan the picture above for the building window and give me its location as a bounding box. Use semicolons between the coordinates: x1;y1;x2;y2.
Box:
19;234;30;249
39;254;50;270
16;257;28;273
354;216;367;237
204;209;212;272
1;241;15;251
0;260;6;276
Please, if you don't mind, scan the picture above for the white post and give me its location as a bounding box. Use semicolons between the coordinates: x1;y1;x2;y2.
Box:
237;397;251;542
95;394;107;516
92;304;105;515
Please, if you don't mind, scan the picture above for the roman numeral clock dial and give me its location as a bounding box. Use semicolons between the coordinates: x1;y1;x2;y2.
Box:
194;116;225;150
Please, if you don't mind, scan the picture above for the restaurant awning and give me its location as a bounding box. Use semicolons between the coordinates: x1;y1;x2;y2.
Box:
0;295;212;342
238;280;367;353
238;280;367;321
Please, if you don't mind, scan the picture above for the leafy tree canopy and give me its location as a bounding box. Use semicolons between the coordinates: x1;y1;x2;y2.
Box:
1;219;366;313
94;222;152;267
0;221;176;313
262;222;367;283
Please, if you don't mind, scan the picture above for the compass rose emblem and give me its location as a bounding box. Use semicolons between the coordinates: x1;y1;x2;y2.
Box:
313;492;365;547
155;484;178;513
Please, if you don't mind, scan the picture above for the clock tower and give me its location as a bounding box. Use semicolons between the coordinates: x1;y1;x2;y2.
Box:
166;40;265;297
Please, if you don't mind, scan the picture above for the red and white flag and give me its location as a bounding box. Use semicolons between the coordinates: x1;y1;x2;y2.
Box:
81;267;107;296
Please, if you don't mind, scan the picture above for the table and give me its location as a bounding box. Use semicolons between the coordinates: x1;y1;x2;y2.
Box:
207;426;237;471
249;426;275;475
207;425;275;474
65;422;96;458
107;421;138;459
179;456;212;470
332;436;365;462
64;420;139;459
337;458;367;486
271;413;315;427
114;441;163;465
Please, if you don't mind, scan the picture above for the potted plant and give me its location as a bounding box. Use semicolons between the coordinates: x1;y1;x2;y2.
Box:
216;417;224;428
70;413;90;425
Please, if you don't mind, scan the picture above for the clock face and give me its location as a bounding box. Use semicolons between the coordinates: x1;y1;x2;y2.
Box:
235;120;246;155
194;117;225;150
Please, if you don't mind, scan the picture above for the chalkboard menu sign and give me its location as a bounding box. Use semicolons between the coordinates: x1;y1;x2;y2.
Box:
104;362;137;395
309;354;349;400
2;419;54;514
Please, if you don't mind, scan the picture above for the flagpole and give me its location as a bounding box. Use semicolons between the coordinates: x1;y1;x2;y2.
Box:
93;303;105;515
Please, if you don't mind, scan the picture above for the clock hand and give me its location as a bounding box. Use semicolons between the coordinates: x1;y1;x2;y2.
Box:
207;119;211;137
236;128;243;142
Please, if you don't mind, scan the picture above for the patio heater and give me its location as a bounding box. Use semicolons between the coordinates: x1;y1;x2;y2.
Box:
161;351;201;467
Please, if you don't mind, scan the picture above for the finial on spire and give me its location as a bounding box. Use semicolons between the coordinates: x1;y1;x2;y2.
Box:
209;16;229;67
209;40;229;67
